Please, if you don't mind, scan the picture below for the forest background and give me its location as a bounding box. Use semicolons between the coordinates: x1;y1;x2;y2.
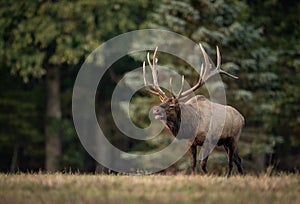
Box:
0;0;299;174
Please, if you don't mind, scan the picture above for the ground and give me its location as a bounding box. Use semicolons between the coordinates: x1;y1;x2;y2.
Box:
0;173;299;204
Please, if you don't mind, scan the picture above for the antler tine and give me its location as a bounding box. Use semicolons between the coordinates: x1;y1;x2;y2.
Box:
199;43;210;80
143;61;161;96
179;63;204;98
175;44;208;99
151;47;167;97
216;46;221;69
169;74;185;99
169;78;174;95
219;69;239;79
176;44;239;99
176;75;185;98
144;47;168;99
216;45;238;78
147;52;152;70
214;45;238;79
152;47;158;68
143;61;148;86
151;47;159;86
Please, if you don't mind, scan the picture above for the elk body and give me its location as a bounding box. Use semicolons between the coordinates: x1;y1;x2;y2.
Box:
143;44;244;177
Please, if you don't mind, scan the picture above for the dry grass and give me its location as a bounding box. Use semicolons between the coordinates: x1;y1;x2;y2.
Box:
0;173;299;204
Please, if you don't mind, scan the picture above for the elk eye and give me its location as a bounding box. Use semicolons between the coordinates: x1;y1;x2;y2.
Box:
160;104;167;108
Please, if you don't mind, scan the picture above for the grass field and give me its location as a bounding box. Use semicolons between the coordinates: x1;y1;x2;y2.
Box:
0;173;299;204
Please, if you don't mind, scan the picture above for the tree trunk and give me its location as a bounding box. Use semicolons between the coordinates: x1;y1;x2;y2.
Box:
10;143;18;172
45;66;61;172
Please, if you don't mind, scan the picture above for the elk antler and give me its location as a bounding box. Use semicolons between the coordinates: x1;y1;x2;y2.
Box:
143;47;168;101
174;43;238;99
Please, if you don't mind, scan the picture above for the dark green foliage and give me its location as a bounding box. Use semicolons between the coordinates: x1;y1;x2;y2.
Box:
131;0;295;172
246;0;300;170
0;68;44;172
0;0;155;172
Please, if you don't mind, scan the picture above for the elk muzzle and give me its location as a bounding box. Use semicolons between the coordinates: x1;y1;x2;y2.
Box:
153;106;167;121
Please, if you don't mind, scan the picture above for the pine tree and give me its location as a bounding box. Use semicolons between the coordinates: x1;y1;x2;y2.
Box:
130;0;282;172
246;0;300;170
0;0;155;172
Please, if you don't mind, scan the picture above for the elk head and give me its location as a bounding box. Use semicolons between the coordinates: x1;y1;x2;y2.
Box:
143;44;238;126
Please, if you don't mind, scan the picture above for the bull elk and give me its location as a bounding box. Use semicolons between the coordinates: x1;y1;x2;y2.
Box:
142;44;244;177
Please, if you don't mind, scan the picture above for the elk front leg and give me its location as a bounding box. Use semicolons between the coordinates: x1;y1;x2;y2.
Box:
189;145;197;175
199;145;210;174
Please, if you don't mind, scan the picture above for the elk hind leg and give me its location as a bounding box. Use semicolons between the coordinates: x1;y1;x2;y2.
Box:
225;144;234;177
234;152;243;175
200;156;208;174
224;146;243;175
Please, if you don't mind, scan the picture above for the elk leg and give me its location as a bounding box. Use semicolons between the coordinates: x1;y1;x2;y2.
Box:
200;156;208;174
226;145;234;177
224;145;229;154
234;152;243;175
224;146;243;175
189;145;197;175
199;144;211;174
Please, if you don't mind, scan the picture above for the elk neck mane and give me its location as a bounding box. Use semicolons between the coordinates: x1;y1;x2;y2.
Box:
165;96;202;140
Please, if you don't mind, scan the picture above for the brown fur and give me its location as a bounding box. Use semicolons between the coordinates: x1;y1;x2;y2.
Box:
154;95;244;176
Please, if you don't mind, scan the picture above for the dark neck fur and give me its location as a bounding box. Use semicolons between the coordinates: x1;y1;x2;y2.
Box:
166;108;181;137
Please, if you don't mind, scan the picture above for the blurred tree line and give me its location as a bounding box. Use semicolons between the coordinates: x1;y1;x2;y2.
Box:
0;0;299;173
